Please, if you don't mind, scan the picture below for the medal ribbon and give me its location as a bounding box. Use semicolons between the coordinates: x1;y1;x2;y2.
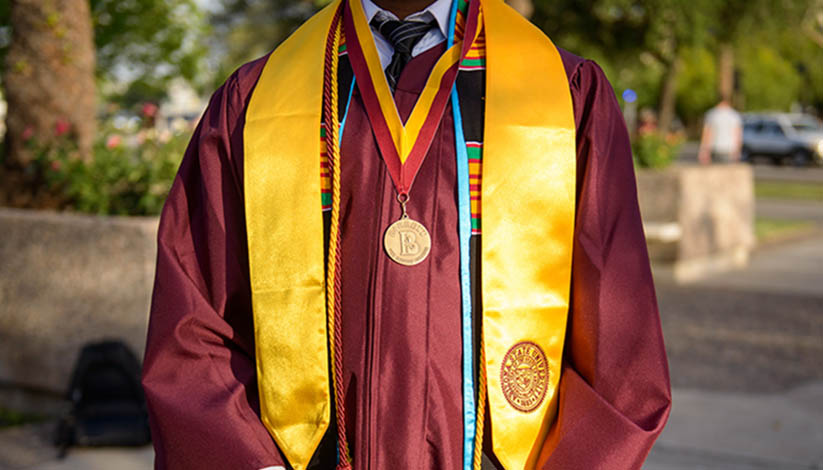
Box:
343;0;480;197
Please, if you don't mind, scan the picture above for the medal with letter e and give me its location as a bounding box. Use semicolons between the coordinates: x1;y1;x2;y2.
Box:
383;194;432;266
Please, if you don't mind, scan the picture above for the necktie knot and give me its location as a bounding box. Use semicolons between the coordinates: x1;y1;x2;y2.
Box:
374;18;436;55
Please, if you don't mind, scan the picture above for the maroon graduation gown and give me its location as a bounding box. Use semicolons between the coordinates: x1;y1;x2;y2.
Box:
142;43;671;470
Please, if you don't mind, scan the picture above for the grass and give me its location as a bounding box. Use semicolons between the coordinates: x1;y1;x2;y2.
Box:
755;217;815;243
0;408;44;428
755;181;823;202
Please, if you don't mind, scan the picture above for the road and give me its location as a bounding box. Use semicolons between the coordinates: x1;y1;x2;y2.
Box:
679;141;823;184
644;235;823;470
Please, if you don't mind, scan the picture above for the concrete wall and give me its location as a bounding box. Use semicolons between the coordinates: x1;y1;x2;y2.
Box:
0;165;753;391
0;209;158;394
637;164;755;281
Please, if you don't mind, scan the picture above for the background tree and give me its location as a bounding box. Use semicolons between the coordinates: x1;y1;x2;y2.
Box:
533;0;820;133
208;0;320;88
2;0;96;206
90;0;209;107
0;0;209;107
209;0;535;88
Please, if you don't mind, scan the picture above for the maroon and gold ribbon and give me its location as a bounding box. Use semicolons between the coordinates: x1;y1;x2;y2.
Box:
343;0;480;196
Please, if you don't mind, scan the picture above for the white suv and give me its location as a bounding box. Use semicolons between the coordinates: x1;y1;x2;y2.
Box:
742;113;823;166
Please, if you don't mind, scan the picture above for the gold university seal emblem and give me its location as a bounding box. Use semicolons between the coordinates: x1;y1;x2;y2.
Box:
500;341;549;413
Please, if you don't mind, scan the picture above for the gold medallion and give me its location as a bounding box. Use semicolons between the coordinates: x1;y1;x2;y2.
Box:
384;217;431;266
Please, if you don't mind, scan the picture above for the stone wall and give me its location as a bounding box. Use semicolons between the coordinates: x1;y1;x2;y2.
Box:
636;164;755;281
0;209;158;393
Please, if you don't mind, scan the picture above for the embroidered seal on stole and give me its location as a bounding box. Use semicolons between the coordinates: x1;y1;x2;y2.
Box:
500;341;549;413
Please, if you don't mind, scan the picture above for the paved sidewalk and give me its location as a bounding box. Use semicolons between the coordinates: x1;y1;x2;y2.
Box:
645;383;823;470
9;448;154;470
3;383;822;470
711;235;823;297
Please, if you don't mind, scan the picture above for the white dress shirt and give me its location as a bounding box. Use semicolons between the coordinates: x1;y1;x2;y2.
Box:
362;0;453;70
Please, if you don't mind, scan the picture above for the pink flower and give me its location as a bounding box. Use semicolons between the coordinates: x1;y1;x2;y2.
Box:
106;135;122;149
55;119;71;137
21;126;35;141
141;102;159;118
50;160;62;171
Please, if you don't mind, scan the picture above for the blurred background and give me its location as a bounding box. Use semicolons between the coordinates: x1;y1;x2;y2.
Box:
0;0;821;469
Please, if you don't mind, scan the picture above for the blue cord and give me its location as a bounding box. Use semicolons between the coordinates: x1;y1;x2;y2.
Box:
447;1;477;468
339;79;356;146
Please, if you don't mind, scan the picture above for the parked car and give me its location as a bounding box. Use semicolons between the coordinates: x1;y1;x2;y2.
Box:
742;113;823;166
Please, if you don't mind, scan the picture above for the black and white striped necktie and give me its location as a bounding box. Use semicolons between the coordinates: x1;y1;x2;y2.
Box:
370;15;437;91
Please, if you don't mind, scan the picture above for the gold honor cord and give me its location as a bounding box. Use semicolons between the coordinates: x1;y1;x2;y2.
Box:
473;337;487;470
322;11;353;469
244;1;575;469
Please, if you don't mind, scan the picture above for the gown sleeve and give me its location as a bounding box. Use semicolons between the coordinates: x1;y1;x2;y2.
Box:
538;58;672;469
141;69;286;470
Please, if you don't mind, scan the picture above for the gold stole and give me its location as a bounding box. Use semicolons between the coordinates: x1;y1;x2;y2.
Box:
243;1;575;469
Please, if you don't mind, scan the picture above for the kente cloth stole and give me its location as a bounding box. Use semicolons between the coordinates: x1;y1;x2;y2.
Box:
321;4;486;233
243;0;576;469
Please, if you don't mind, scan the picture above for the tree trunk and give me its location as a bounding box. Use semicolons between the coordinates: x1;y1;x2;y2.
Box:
658;55;681;135
718;42;735;103
2;0;96;207
505;0;534;19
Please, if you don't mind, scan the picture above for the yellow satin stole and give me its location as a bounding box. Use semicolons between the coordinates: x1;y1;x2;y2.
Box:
243;1;575;469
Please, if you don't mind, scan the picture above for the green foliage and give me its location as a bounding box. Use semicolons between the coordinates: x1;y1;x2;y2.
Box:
531;0;823;130
675;47;717;125
755;181;823;202
755;217;815;242
734;11;823;115
617;57;664;112
208;0;319;88
91;0;210;106
738;45;803;111
632;132;683;169
32;129;186;216
0;408;43;428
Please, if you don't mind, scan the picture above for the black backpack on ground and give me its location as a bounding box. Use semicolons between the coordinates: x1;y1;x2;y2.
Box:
55;340;151;455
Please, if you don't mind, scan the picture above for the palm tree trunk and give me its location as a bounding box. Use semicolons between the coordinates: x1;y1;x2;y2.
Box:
718;42;735;102
2;0;96;206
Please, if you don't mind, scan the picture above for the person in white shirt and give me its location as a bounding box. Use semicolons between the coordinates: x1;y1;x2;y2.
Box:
698;98;743;164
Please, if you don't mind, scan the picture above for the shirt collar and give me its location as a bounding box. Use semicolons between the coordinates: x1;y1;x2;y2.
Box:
361;0;452;39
